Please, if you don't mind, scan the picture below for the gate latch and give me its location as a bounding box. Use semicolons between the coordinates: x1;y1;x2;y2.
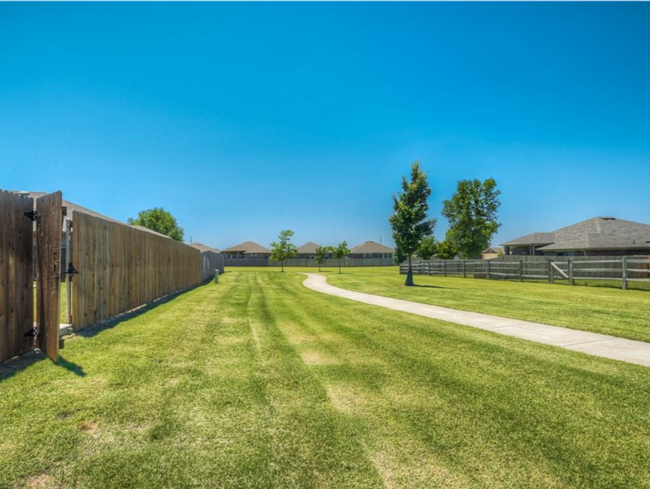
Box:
23;211;40;221
64;264;79;276
24;326;38;338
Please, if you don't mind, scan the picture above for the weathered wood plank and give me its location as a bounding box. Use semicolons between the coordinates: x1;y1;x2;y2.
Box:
36;191;63;362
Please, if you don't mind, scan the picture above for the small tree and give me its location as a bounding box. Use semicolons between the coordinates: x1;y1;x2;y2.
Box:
389;162;436;286
417;236;437;260
332;241;350;274
270;230;298;272
442;178;501;259
127;207;184;242
436;239;458;260
314;245;332;272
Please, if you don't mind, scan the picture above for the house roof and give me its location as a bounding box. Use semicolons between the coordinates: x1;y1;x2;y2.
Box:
502;217;650;251
10;191;171;238
482;247;503;254
297;242;322;254
189;242;221;253
501;232;555;247
349;241;395;254
222;241;271;254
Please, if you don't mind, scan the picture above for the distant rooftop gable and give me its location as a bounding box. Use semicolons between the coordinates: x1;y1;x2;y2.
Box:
222;241;271;254
350;241;395;254
502;217;650;251
297;242;322;254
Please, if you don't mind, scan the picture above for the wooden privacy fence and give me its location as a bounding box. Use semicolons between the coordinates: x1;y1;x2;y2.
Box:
401;256;650;290
0;189;63;363
71;212;201;330
224;257;396;267
200;250;224;282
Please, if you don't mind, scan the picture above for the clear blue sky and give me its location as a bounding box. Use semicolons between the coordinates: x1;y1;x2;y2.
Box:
2;2;649;250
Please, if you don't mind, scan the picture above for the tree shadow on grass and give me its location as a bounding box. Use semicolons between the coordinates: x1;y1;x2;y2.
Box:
410;284;451;289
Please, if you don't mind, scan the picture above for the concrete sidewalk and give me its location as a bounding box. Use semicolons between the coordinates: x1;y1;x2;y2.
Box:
302;273;650;368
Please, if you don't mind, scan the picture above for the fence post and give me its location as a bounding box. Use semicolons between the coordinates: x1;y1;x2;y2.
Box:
622;256;628;290
443;260;447;277
548;259;554;284
568;258;574;286
486;260;490;280
462;260;466;278
65;218;72;324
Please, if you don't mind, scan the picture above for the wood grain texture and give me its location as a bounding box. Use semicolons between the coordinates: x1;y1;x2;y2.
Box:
0;190;35;363
71;212;201;330
36;191;63;361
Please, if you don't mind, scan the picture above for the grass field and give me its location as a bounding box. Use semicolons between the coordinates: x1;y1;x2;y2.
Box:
3;270;650;488
323;266;650;343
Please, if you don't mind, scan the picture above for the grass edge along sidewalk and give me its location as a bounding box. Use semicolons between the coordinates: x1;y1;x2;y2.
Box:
316;266;650;343
3;271;650;488
304;273;650;367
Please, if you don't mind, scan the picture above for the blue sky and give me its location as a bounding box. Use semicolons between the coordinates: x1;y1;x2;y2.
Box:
1;2;649;250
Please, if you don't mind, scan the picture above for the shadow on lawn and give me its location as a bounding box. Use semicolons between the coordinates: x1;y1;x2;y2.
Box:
56;356;86;377
0;284;205;384
77;283;202;339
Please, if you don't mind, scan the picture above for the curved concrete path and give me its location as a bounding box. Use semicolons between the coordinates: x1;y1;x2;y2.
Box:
302;273;650;368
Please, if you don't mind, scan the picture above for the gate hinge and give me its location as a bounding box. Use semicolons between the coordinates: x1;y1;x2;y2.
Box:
24;326;39;338
24;211;40;221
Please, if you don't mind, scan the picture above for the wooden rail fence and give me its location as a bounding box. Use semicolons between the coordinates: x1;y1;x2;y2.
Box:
400;256;650;290
71;212;202;330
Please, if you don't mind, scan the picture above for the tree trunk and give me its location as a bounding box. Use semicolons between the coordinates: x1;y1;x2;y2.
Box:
281;260;284;272
339;258;342;274
405;255;414;286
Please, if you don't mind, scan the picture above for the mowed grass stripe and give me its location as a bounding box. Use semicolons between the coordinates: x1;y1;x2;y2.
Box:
265;272;650;488
2;270;650;488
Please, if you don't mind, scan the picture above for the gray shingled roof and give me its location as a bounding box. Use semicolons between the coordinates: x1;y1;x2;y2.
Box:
501;232;555;247
222;241;271;254
502;217;650;251
349;241;395;254
297;242;322;254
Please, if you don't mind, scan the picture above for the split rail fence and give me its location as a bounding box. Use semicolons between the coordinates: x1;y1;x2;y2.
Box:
400;256;650;290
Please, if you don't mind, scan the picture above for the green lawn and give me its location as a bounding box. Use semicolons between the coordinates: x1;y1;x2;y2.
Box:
2;270;650;488
309;266;650;343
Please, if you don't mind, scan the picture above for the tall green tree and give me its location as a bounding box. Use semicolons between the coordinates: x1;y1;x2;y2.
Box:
270;230;298;272
442;178;501;259
127;207;184;242
389;162;436;286
332;241;350;274
417;236;437;260
435;239;458;260
314;245;333;272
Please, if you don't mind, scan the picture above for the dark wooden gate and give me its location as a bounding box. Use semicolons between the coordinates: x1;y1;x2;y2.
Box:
0;190;35;363
36;192;63;361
